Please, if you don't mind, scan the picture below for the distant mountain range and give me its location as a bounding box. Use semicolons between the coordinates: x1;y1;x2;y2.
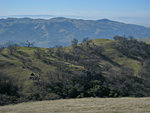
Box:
0;17;150;47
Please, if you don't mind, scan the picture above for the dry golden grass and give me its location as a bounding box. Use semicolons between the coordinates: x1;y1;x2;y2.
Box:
0;98;150;113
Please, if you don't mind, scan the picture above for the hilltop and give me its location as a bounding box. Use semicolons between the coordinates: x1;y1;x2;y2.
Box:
0;17;150;47
0;36;150;105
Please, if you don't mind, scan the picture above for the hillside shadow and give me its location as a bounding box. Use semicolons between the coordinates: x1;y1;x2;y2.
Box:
100;54;121;67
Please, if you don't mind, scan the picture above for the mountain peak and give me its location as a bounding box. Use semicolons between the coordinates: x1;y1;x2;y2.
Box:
97;18;112;22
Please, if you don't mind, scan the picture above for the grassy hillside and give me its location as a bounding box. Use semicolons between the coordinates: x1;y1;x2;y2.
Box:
0;98;150;113
0;36;150;105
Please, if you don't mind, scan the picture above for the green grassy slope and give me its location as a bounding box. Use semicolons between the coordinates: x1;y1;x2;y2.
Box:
0;37;150;105
0;38;141;81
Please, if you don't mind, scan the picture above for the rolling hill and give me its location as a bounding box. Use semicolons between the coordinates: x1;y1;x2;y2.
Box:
0;17;150;47
0;37;150;105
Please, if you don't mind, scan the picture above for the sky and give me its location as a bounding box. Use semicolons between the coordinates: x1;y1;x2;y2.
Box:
0;0;150;27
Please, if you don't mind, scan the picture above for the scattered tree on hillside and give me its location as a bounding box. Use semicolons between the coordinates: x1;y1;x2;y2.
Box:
71;38;78;48
26;40;34;47
82;37;89;43
1;35;150;105
0;46;4;53
34;48;46;59
48;48;54;56
113;36;150;60
55;45;64;57
0;72;19;105
8;44;19;55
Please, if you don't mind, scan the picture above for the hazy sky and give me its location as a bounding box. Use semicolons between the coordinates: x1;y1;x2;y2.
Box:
0;0;150;27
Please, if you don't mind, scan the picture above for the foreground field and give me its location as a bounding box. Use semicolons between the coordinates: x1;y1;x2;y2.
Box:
0;98;150;113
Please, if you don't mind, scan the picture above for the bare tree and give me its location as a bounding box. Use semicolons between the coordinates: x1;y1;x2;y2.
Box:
34;48;45;59
8;44;19;55
82;37;90;47
0;46;4;53
26;40;34;47
71;38;78;48
82;37;89;43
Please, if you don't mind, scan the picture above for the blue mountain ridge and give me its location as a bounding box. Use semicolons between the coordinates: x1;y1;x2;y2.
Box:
0;17;150;47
